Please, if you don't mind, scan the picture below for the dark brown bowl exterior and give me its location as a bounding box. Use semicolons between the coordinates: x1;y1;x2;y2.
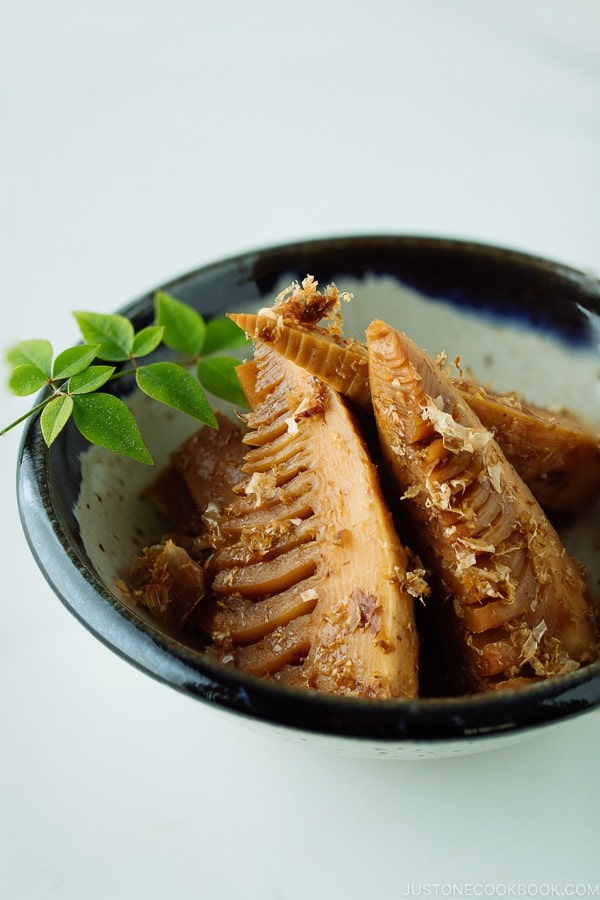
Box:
17;236;600;748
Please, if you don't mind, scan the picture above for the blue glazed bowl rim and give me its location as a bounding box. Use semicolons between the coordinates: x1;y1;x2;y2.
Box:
16;234;600;743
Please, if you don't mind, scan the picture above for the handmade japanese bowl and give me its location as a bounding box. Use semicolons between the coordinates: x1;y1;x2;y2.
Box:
17;236;600;759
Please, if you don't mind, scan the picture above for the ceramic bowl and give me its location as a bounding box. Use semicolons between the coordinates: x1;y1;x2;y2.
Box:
17;236;600;759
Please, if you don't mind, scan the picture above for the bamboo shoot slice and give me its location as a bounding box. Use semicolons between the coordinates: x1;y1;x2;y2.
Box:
366;319;597;691
206;341;422;698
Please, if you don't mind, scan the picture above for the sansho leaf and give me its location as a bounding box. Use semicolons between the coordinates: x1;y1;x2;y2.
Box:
6;339;53;376
53;344;101;380
9;364;49;397
73;312;134;362
72;393;153;465
68;365;115;395
40;395;74;446
154;292;206;357
203;316;252;356
136;361;217;428
132;325;164;359
197;356;248;408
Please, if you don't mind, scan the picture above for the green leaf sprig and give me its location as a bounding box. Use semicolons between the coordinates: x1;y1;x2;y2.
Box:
2;292;252;465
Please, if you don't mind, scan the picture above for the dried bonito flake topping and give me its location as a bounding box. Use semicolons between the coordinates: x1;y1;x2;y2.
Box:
421;396;491;454
241;471;278;507
272;274;353;329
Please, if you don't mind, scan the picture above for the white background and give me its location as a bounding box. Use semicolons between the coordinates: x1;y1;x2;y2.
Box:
1;1;599;897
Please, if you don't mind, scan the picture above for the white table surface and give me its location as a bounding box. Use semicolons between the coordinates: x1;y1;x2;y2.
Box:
2;2;599;897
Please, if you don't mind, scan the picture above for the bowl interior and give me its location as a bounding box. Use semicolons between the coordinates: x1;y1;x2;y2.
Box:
18;236;600;747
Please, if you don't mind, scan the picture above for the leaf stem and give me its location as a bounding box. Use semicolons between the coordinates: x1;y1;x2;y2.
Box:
0;396;53;437
108;367;137;381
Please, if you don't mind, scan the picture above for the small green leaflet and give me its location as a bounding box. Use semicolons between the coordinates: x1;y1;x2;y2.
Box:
69;365;115;394
197;356;248;407
9;364;49;396
73;311;134;362
155;291;206;357
52;344;101;379
132;325;164;358
202;315;252;356
136;362;217;428
6;339;53;376
72;393;153;465
40;395;74;446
